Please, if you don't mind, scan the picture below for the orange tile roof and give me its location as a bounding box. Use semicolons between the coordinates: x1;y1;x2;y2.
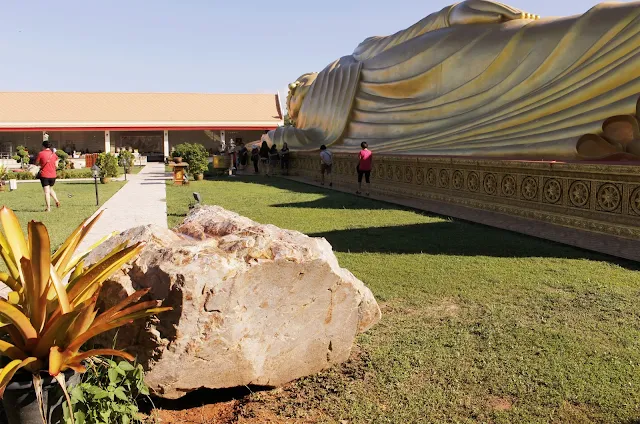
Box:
0;92;283;129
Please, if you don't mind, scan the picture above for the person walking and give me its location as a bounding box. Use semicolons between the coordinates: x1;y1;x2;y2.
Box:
259;140;270;175
237;142;248;170
280;142;290;175
319;145;333;187
268;144;280;176
35;140;61;212
356;142;373;195
250;145;260;173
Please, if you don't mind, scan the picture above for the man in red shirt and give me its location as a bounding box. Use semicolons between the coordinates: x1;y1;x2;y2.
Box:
356;142;373;196
35;140;61;212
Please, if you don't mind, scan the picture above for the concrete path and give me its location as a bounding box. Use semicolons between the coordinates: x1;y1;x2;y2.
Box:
77;163;169;252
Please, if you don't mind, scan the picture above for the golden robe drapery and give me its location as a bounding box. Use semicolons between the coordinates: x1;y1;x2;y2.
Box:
271;2;640;160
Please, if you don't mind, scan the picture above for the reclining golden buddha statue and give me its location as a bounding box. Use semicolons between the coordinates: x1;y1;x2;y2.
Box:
271;0;640;160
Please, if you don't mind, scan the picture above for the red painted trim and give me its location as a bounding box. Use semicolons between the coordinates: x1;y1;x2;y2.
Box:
0;126;278;132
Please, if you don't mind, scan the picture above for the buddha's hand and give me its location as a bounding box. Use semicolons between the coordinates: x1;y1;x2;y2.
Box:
449;0;540;26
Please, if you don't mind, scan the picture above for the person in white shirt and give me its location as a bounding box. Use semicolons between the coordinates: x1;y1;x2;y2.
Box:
319;144;333;187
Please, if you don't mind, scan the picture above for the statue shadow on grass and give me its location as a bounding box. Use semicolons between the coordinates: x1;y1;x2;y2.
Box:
307;222;639;266
190;177;639;266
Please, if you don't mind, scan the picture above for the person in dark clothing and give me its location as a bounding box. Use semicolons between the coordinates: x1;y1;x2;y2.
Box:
237;143;248;168
268;144;279;176
280;142;290;175
251;146;260;173
259;141;270;174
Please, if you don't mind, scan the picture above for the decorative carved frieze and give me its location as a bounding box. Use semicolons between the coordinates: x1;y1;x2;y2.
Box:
288;153;640;245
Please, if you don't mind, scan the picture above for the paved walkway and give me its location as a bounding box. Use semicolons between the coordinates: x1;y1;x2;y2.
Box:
77;163;169;252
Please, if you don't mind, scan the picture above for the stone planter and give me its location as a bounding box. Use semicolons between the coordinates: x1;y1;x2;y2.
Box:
195;173;204;181
173;157;182;164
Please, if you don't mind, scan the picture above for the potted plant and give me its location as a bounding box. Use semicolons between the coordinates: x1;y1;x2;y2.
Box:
0;207;171;423
0;165;9;192
95;153;118;184
171;150;182;164
173;143;208;180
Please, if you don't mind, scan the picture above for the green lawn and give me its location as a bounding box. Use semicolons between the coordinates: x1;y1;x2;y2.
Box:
119;165;144;175
0;181;125;251
166;177;640;424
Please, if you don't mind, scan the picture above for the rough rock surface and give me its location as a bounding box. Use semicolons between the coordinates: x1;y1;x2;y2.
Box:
87;205;381;399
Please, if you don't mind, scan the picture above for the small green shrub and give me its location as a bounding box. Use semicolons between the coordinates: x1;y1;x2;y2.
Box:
118;150;135;171
7;170;35;180
96;153;119;178
57;168;94;179
56;150;70;170
63;359;150;424
0;165;9;183
173;143;209;176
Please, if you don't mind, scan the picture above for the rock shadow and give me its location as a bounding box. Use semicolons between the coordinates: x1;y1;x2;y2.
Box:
140;385;273;413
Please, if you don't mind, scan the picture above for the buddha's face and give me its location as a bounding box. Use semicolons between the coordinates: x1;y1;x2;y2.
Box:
286;73;318;124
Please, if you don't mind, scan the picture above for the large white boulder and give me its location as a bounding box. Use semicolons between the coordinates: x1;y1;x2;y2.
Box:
88;206;381;399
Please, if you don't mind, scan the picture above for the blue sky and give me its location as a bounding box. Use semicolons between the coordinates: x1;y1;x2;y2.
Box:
0;0;634;98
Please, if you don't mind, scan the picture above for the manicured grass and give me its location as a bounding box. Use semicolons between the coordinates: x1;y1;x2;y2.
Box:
119;165;144;175
0;181;125;251
166;177;640;424
59;165;144;178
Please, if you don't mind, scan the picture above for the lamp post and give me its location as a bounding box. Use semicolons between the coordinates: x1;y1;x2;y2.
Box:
91;164;100;206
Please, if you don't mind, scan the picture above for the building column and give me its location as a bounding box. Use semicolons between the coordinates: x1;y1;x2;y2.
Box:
104;131;111;154
163;130;169;157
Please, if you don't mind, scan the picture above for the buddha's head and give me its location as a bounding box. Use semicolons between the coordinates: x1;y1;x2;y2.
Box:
286;73;318;125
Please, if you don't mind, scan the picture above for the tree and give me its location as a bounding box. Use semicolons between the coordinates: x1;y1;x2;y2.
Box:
12;145;30;169
173;143;209;176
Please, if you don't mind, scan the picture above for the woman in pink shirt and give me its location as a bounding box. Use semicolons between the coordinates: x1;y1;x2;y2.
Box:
356;142;373;196
35;140;61;212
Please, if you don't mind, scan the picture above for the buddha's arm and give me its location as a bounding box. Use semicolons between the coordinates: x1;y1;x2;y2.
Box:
449;0;539;26
353;0;539;61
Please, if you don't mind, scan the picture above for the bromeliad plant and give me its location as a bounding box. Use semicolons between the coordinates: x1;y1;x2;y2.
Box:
0;206;170;419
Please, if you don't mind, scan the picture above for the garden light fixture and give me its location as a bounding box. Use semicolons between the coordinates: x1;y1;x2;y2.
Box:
91;164;100;206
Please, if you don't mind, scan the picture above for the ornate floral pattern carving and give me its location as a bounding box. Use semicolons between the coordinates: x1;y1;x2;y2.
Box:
404;166;413;183
427;168;437;186
630;187;640;215
569;181;589;207
287;152;640;248
439;169;449;188
467;172;479;192
521;176;537;200
483;173;497;195
543;179;562;204
597;183;621;212
452;170;464;190
416;168;425;185
501;175;516;197
394;166;402;182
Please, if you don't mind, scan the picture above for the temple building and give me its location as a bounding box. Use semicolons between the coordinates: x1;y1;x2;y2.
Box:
0;92;283;161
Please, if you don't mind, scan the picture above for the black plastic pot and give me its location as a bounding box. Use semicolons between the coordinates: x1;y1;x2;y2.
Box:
1;370;78;424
